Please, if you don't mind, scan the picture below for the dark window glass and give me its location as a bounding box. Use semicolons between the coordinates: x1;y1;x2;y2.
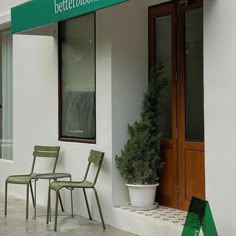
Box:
59;14;96;142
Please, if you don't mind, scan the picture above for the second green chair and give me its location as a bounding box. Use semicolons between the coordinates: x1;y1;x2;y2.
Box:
47;149;105;231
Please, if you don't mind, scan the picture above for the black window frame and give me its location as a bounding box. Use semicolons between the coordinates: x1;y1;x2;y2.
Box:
58;13;96;143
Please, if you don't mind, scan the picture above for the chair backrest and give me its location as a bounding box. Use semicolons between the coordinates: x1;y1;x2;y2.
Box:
30;145;60;174
84;149;105;186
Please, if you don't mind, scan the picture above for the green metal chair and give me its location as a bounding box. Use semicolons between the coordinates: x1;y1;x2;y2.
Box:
46;149;105;231
5;145;60;219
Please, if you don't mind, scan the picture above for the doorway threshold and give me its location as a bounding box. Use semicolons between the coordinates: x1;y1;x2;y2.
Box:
119;205;187;225
112;205;187;236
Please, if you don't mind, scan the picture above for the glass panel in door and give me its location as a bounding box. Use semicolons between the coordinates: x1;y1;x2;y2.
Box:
185;8;204;142
155;15;172;140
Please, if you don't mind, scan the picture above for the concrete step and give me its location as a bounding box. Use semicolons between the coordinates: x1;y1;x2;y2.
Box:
112;205;187;236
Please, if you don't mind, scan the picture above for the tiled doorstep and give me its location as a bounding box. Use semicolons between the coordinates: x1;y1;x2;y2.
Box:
112;205;187;236
119;205;187;226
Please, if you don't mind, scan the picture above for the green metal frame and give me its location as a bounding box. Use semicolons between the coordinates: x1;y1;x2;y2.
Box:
33;172;73;219
46;149;105;231
5;145;60;219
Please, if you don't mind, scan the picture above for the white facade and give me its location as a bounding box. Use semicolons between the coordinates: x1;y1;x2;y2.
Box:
204;1;236;235
0;0;235;235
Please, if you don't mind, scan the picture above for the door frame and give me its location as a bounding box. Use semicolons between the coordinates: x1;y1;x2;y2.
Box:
148;0;205;210
177;0;205;210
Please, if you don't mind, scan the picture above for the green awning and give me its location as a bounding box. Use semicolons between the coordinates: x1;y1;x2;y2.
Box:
11;0;128;34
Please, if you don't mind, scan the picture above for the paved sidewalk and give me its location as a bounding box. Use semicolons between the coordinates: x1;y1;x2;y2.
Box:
0;193;137;236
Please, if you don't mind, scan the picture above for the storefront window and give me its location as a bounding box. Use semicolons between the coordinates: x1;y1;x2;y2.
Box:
59;13;96;142
0;29;13;160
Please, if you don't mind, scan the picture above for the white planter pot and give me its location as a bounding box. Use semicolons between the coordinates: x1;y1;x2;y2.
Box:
126;183;159;208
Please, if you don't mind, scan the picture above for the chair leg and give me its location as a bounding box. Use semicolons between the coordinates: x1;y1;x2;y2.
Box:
54;191;59;231
93;188;105;229
48;180;52;222
30;181;35;208
46;187;51;225
4;181;8;216
83;188;92;220
34;180;36;219
58;192;64;212
70;189;74;218
69;176;74;218
26;184;29;219
52;178;64;212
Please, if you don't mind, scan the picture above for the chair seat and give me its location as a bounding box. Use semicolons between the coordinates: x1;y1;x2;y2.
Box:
50;180;94;191
6;174;38;184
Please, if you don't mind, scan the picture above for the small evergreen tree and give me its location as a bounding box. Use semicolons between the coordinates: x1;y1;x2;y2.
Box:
115;64;167;184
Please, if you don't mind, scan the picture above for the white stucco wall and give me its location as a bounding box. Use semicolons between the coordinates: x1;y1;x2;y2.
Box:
110;0;169;209
0;0;27;15
111;0;148;206
0;0;27;28
204;1;236;235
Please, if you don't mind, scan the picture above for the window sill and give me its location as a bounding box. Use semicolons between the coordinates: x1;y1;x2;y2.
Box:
59;137;96;144
0;159;14;163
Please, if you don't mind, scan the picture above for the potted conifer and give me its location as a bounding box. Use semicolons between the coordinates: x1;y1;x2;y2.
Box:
115;64;167;209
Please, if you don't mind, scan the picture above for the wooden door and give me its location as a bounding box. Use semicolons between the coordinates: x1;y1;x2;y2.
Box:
149;0;204;211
